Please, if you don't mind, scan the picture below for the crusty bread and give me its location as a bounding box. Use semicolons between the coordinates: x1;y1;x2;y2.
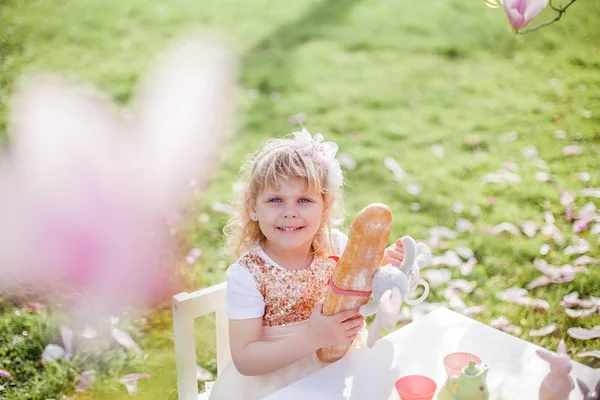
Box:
316;203;393;363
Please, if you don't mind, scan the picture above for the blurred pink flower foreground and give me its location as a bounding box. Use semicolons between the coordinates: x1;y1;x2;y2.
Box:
0;36;237;320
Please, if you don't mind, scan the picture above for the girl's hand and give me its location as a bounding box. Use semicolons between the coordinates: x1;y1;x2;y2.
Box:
304;301;365;349
381;238;404;266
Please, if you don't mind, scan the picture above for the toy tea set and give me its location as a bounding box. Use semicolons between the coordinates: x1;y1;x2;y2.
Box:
392;351;489;400
315;204;600;400
393;341;599;400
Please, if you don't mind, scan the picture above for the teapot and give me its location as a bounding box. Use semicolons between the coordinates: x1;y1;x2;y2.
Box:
438;361;490;400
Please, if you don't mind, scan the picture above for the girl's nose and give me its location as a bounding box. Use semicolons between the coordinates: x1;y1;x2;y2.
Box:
281;207;298;218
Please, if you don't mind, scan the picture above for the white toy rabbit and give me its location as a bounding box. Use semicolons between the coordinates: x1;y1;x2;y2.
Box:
536;340;575;400
359;236;432;347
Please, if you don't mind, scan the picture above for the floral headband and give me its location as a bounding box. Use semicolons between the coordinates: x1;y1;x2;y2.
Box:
290;128;343;188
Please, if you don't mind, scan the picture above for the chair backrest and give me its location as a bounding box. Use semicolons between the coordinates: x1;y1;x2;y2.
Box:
172;282;230;400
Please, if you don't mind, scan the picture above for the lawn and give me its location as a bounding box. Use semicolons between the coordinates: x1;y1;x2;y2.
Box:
1;0;599;398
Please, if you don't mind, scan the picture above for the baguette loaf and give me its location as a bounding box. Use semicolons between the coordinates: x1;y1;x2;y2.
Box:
316;203;392;363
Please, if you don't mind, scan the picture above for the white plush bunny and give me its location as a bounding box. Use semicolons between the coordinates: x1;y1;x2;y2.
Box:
536;340;575;400
359;236;432;347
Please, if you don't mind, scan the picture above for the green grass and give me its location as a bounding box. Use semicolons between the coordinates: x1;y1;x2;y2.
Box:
1;0;599;398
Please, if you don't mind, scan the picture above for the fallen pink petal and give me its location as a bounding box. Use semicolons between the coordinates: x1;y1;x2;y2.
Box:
500;160;519;172
567;326;600;340
529;324;556;337
405;183;422;195
490;316;522;335
554;130;567;139
522;145;538;159
562;145;583;156
520;220;539;237
511;296;550;310
456;218;476;233
383;156;407;182
429;226;457;240
576;350;600;360
459;258;478;276
431;144;445;158
492;222;521;236
561;292;596;309
461;306;486;317
112;328;143;355
539;243;551;255
526;275;551;289
573;255;599;266
496;287;528;301
196;365;213;381
447;279;475;293
480;170;521;185
534;259;587;281
431;250;462;267
119;373;151;396
449;295;467;311
560;191;575;207
581;188;600;198
60;326;74;361
572;220;589;233
574;172;591;182
423;269;451;287
185;248;202;264
75;370;96;392
41;344;65;364
535;171;551;182
337;153;357;170
0;369;12;379
565;307;598;318
563;238;590;256
455;246;474;260
502;131;518;141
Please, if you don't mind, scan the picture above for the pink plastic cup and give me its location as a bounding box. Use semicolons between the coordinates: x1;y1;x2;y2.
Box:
443;352;481;378
395;375;437;400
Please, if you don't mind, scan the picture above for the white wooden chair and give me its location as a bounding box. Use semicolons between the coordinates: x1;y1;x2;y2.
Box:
172;282;231;400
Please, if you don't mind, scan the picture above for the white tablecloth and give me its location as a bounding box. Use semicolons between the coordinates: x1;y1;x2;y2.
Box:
265;307;600;400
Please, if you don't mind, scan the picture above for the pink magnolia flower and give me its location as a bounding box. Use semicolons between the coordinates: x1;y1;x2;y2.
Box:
503;0;548;29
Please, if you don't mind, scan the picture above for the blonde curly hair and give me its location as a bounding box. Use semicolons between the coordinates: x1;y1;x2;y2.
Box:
223;136;344;258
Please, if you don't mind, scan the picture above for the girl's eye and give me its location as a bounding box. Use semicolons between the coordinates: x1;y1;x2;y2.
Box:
299;198;312;203
268;198;281;203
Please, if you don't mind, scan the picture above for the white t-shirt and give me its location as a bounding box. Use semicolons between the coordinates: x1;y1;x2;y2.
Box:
225;229;348;320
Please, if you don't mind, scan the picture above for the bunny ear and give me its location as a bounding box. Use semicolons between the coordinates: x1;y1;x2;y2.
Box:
536;349;556;363
557;340;567;355
416;242;432;269
399;236;416;272
577;378;589;396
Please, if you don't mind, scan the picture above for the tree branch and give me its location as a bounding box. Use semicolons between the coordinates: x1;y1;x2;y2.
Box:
518;0;578;34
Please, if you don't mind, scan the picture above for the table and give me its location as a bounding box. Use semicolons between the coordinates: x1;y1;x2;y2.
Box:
265;307;600;400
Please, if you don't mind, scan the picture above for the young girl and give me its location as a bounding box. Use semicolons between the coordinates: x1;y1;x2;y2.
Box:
208;129;405;399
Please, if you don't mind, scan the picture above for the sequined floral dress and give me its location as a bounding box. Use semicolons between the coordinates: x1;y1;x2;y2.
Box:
208;250;366;400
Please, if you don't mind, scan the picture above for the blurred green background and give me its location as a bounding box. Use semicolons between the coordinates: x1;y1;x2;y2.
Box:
1;0;599;398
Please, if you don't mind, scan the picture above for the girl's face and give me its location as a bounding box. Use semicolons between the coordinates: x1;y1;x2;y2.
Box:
252;177;325;256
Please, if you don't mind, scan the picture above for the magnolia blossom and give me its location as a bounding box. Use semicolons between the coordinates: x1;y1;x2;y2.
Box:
503;0;548;29
0;37;237;322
